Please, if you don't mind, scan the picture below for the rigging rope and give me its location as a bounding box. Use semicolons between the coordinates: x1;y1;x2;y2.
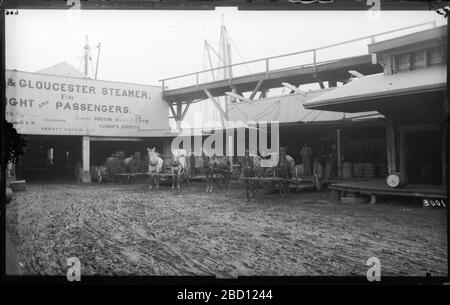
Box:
229;36;252;75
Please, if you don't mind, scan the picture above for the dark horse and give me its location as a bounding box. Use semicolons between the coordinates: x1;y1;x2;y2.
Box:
104;151;126;183
240;150;262;201
206;154;231;192
273;147;296;195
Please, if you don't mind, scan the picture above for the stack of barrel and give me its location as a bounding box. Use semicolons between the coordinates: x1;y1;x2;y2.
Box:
342;162;353;178
378;163;388;177
353;163;364;177
342;162;388;178
363;163;375;178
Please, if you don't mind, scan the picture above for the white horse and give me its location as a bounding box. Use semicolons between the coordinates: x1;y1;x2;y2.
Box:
147;147;163;190
171;149;190;189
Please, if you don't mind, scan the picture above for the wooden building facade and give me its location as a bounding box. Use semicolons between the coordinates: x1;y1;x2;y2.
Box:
304;25;447;187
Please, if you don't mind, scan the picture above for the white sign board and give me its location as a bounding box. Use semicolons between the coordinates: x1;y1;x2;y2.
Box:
5;70;169;136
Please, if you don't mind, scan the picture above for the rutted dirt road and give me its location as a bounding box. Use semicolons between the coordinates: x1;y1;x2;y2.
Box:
6;182;447;277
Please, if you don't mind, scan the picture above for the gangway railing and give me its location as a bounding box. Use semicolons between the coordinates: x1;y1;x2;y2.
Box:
159;21;436;92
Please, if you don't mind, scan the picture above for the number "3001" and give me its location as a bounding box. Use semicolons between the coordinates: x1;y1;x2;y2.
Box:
423;199;446;208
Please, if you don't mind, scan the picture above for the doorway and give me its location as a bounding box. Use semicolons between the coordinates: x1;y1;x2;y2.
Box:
403;130;442;184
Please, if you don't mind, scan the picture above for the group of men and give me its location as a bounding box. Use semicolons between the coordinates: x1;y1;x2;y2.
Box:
299;143;338;182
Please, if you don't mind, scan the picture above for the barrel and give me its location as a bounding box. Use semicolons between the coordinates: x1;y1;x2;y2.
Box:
342;162;353;178
363;163;375;178
386;172;408;188
377;163;388;177
353;163;364;178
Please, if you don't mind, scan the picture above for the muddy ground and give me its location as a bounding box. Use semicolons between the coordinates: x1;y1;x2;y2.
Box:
6;181;447;277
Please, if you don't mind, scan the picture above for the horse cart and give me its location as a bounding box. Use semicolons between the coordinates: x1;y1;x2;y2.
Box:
238;153;319;200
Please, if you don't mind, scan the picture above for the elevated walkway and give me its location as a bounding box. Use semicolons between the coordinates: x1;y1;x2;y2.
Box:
163;54;382;102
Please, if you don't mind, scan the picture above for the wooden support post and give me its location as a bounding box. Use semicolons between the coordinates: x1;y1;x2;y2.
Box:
337;128;342;178
398;129;406;176
319;81;325;89
386;120;397;173
181;101;191;121
281;82;306;96
176;101;182;130
81;136;91;183
328;80;337;88
169;102;178;122
249;80;264;100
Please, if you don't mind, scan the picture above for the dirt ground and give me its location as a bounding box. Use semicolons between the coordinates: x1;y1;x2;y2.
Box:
6;181;448;277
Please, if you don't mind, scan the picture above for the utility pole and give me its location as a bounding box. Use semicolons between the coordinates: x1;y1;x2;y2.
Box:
83;35;90;77
95;43;101;80
81;35;92;182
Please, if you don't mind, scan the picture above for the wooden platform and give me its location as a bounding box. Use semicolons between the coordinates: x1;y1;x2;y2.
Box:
239;176;303;184
329;179;447;199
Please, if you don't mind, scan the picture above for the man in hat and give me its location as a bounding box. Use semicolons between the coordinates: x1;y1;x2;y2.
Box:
300;143;313;176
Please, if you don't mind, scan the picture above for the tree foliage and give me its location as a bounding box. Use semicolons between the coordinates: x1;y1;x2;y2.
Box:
3;120;27;166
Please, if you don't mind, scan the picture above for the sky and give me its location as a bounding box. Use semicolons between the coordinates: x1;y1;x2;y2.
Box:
5;8;446;126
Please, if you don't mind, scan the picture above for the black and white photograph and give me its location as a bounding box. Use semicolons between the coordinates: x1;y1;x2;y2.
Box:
2;0;448;288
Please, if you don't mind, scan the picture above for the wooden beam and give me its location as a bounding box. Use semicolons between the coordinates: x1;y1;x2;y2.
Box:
386;120;397;173
81;136;92;183
281;82;306;96
225;91;252;103
249;79;264;100
259;90;269;99
181;102;191;120
168;103;178;120
176;102;182;129
176;101;182;117
204;89;228;124
348;70;364;78
288;83;302;94
398;129;405;176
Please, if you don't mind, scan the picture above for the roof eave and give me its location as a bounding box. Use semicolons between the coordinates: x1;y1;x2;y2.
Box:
303;83;447;111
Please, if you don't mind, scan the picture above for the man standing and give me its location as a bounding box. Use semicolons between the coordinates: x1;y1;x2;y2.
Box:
325;143;338;182
300;143;313;176
312;157;324;191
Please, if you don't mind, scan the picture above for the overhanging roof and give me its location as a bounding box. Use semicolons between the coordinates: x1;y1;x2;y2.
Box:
303;65;446;112
368;25;447;55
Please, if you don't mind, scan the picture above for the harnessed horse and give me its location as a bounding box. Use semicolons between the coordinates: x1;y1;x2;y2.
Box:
171;149;190;189
147;148;163;190
104;151;126;183
205;154;231;193
273;148;296;195
240;151;262;200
